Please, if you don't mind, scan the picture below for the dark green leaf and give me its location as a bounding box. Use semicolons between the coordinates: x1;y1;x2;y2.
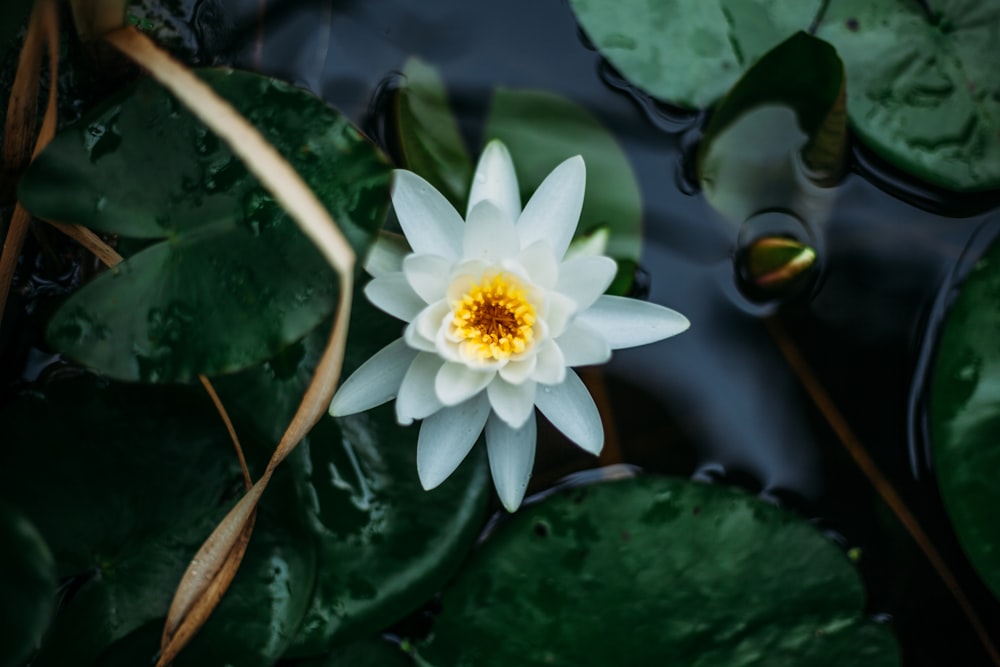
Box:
0;0;32;50
817;0;1000;191
297;636;411;667
19;68;392;381
0;502;56;667
930;235;1000;599
567;0;824;109
418;477;899;667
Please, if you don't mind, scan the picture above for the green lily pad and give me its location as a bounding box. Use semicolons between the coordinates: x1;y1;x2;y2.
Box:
567;0;824;109
18;67;392;382
929;234;1000;599
298;636;411;667
0;502;56;667
484;88;642;294
418;477;899;666
816;0;1000;191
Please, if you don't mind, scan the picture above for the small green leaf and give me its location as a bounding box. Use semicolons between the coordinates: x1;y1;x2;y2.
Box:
19;68;392;382
817;0;1000;191
484;88;642;294
567;0;825;109
0;502;56;667
930;235;1000;599
418;477;899;667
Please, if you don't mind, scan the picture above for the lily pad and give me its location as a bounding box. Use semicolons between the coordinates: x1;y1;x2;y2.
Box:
817;0;1000;191
929;234;1000;599
567;0;824;109
418;476;899;666
18;67;391;381
293;636;411;667
0;502;56;667
484;88;642;294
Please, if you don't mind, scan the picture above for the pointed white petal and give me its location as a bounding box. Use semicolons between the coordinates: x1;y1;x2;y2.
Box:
485;412;536;512
556;255;617;310
486;379;537;428
555;321;611;367
516;155;585;259
531;341;566;385
417;394;491;490
498;355;537;384
403;254;452;304
467;139;521;223
511;241;558;289
363;230;410;277
364;273;425;322
392;170;465;258
534;370;603;455
329;338;416;416
396;352;445;425
464;200;519;262
576;295;690;349
435;362;495;405
544;291;577;338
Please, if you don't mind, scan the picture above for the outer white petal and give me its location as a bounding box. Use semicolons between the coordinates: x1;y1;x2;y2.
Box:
363;230;409;277
403;254;452;304
396;352;445;425
498;355;537;385
464;200;519;262
485;412;537;512
407;301;450;351
556;255;617;310
329;338;417;416
392;170;465;259
555;321;611;367
467;139;521;223
531;341;566;385
544;291;577;339
417;393;491;490
486;379;537;428
364;273;425;321
576;295;690;349
534;369;603;455
435;362;495;406
516;155;585;259
511;241;558;289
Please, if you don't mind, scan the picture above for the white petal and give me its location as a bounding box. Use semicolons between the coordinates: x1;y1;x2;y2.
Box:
464;200;519;262
556;255;617;310
364;273;425;322
329;338;417;416
363;230;409;277
534;369;603;455
512;241;558;289
576;295;690;349
563;225;609;261
486;379;537;428
417;393;491;490
435;362;495;406
485;412;536;512
403;254;452;304
407;301;450;351
516;155;585;259
392;170;465;259
544;291;577;338
467;139;521;223
555;321;611;367
498;355;537;384
396;352;445;425
531;341;566;385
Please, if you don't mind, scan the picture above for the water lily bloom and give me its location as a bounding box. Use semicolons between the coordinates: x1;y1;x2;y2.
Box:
329;140;689;511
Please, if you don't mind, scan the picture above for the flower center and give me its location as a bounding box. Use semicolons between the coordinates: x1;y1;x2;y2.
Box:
451;272;536;362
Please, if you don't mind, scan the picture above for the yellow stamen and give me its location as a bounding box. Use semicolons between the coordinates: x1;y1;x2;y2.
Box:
450;272;536;362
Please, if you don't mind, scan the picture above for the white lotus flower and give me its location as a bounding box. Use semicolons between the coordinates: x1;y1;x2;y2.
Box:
329;140;689;511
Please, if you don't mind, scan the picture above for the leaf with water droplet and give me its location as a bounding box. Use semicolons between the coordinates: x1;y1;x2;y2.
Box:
417;476;900;666
19;68;392;381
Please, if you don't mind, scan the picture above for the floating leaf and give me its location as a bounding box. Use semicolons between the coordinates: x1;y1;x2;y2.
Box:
0;502;56;667
567;0;824;109
297;636;411;667
18;68;391;381
929;234;1000;599
418;477;899;666
817;0;1000;191
484;88;642;294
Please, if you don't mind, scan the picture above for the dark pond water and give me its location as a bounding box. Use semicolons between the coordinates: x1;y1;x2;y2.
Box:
4;0;1000;664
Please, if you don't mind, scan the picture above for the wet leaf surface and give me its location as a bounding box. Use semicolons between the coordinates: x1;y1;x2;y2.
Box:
817;0;1000;191
418;476;900;667
930;233;1000;599
297;636;411;667
18;68;392;381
